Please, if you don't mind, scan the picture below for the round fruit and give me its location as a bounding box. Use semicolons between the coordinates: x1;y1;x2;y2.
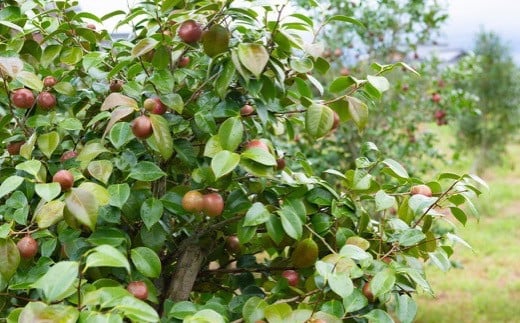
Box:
109;80;124;92
60;150;78;162
17;235;38;259
202;192;224;217
37;91;57;110
178;20;202;43
410;184;432;197
53;170;75;191
43;76;58;88
402;83;410;91
201;24;230;57
225;235;241;254
331;111;340;130
281;270;299;287
127;281;148;300
322;50;331;58
182;190;204;213
132;115;153;139
178;56;190;67
340;67;350;76
240;104;255;116
362;281;375;302
431;92;441;103
86;23;96;30
246;139;269;152
7;141;24;156
334;48;342;57
276;158;286;171
11;88;35;109
143;97;167;115
291;238;318;268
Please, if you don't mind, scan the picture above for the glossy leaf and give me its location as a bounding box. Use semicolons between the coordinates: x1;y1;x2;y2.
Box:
131;247;161;278
35;183;61;202
0;238;20;280
148;114;174;159
140;198;164;229
370;269;396;297
85;245;130;273
128;162;166;181
305;103;334;138
32;261;79;303
211;150;240;179
243;202;270;226
237;43;269;78
88;160;113;185
0;176;24;200
218;117;243;152
37;131;60;158
64;188;99;231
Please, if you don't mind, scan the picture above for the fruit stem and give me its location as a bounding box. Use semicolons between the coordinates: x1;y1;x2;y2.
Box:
304;224;336;254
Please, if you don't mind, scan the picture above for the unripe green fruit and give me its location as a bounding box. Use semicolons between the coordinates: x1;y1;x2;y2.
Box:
201;24;230;57
291;238;318;268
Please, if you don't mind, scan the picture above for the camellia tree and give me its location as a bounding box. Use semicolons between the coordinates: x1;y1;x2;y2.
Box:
0;0;485;322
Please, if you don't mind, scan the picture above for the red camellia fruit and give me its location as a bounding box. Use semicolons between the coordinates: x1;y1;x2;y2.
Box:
127;281;148;300
11;88;35;109
60;150;78;162
434;110;446;119
37;91;57;110
43;76;58;88
240;104;255;116
143;97;167;115
132;115;153;139
334;48;342;57
281;270;299;287
410;184;432;197
7;141;24;156
362;280;375;302
178;56;190;67
431;92;441;103
246;139;269;152
17;235;38;259
86;23;96;30
402;83;409;92
225;235;241;254
109;80;124;92
202;192;224;217
53;170;75;191
340;67;350;76
276;158;286;170
182;190;204;213
178;20;202;43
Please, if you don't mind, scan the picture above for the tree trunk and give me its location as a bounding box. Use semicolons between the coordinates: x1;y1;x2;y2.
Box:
167;243;205;301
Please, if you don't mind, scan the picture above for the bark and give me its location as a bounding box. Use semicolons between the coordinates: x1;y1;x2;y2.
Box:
167;243;205;301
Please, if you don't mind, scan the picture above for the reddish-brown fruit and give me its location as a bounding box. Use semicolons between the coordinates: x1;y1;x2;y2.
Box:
202;192;224;217
143;97;167;115
53;170;75;191
109;80;124;92
7;141;24;156
382;257;392;264
43;76;58;88
240;104;255;116
410;184;432;197
322;50;331;58
178;20;202;43
362;281;375;302
281;270;299;287
334;48;342;57
37;91;57;110
413;52;420;60
60;150;78;162
331;111;340;130
86;23;96;30
434;110;446;119
276;158;286;171
246;139;269;152
127;281;148;300
340;67;350;76
132;115;153;139
437;79;446;88
182;190;204;213
11;88;35;109
225;235;241;254
17;236;38;259
178;56;190;67
402;83;409;92
431;92;441;103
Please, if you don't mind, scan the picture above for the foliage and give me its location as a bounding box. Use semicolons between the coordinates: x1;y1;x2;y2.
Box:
0;0;484;322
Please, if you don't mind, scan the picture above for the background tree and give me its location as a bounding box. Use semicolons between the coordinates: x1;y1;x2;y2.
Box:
0;0;484;322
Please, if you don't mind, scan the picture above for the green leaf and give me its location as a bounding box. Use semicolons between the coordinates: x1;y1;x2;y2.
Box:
428;249;451;272
108;184;130;208
375;190;396;211
266;215;284;245
131;38;159;58
367;75;390;93
241;148;277;166
382;158;409;179
131;247;161;278
15;160;42;178
278;206;303;240
140;198;164;230
395;294;417;323
215;60;236;99
116;296;160;322
326;15;365;28
77;143;109;169
17;71;43;91
264;303;291;323
0;176;24;199
128;161;166;181
35;200;65;228
32;261;79;303
148;114;174;159
37;131;60;158
242;296;267;323
305;103;334;138
244;202;270;226
0;238;20;281
35;183;61;202
104;107;135;138
168;301;198;320
54;82;76;96
346;96;368;131
363;309;395;323
85;245;130;273
204;135;222;158
218;117;243;152
237;43;269;78
100;93;138;111
60;47;83;65
339;244;371;260
88;160;113;185
342;288;368;312
211;150;240;179
109;122;134;149
20;133;36;159
185;309;225;323
79;182;110;206
64;188;99;231
329;76;356;93
370;268;396;298
328;272;353;298
398;229;426;247
18;302;79;323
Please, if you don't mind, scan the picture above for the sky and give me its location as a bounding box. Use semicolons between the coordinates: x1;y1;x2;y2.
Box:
78;0;520;61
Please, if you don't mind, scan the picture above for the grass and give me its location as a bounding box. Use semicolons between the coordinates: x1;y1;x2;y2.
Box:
414;126;520;322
